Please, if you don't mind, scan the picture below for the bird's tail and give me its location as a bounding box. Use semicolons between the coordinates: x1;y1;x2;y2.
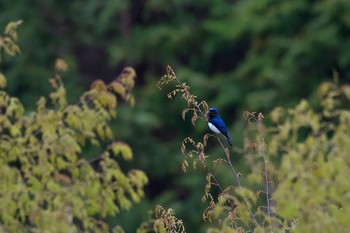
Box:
227;137;232;146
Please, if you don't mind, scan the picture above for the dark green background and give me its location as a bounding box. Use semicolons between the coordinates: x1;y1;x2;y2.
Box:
1;0;349;231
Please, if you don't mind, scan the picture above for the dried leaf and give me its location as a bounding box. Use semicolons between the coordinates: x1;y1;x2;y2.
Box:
181;142;186;154
191;114;197;126
182;161;187;173
182;108;189;120
55;58;68;72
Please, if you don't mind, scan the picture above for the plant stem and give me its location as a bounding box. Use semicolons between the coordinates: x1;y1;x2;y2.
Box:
169;68;261;228
217;137;260;228
253;113;272;232
260;136;272;232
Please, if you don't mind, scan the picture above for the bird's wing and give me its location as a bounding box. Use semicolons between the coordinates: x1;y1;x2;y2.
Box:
212;117;229;138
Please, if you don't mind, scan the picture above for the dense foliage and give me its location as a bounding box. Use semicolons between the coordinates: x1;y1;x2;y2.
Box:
0;22;147;232
271;81;350;232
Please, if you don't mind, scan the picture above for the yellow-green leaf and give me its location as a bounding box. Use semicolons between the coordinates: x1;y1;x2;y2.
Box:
111;142;133;161
0;72;7;89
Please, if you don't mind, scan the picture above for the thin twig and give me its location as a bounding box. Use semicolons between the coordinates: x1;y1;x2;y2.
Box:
251;112;272;232
204;161;237;210
205;164;224;192
168;67;260;228
217;137;260;227
261;137;272;232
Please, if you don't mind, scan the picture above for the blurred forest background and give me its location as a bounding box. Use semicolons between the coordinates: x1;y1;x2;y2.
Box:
1;0;350;232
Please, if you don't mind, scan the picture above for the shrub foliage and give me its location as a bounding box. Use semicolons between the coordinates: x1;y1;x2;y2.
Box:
0;22;147;233
157;66;350;233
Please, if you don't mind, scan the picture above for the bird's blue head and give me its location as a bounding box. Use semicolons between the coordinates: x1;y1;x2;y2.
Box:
208;108;218;117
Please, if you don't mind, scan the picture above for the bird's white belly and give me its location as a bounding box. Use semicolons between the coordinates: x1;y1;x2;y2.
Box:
208;122;221;134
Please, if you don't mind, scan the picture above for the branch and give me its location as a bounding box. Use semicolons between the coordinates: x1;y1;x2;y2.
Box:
217;137;260;227
245;111;272;231
163;66;260;228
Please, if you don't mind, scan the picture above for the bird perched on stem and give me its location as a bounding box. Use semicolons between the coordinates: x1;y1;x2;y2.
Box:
207;108;232;146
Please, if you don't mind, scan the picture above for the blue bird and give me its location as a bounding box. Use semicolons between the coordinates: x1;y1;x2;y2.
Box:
208;108;232;146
